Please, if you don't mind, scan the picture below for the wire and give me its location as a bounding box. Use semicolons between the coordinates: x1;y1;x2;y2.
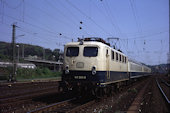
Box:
26;0;77;32
129;0;142;33
0;18;71;49
65;0;112;36
121;30;168;40
0;22;55;45
2;13;71;40
0;0;4;23
57;0;99;36
3;0;23;9
22;0;25;22
102;0;122;37
44;0;90;36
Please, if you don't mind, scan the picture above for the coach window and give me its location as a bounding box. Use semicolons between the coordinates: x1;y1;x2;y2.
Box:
84;47;98;57
112;51;114;60
119;54;121;62
125;57;126;63
116;53;118;61
122;56;124;63
66;47;79;57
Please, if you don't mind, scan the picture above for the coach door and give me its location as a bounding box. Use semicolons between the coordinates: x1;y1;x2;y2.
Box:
106;49;110;79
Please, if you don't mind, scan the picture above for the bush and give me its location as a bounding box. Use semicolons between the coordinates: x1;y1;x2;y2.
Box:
16;67;61;80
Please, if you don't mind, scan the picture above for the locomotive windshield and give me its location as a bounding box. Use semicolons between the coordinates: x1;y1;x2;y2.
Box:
83;47;98;57
66;47;79;57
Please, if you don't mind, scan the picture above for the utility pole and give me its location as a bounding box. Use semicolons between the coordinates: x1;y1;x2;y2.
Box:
11;24;17;81
168;5;170;76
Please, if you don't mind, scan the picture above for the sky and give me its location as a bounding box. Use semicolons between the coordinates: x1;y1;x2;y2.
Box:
0;0;169;65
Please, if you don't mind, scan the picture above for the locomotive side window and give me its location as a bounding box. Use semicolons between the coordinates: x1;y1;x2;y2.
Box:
119;54;121;62
116;53;118;61
84;47;98;57
125;57;127;63
122;56;124;63
66;47;79;57
111;51;114;60
106;49;108;55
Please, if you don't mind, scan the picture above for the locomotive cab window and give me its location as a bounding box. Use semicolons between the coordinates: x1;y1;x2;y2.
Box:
83;47;98;57
66;47;79;57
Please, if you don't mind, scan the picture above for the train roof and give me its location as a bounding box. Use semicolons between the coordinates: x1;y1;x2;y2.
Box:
128;58;143;65
128;58;150;68
65;38;126;56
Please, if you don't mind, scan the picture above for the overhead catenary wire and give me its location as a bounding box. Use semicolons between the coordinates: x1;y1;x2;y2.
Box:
22;0;25;22
2;13;72;40
0;0;168;65
17;26;70;44
0;0;5;23
44;0;90;36
65;0;112;36
2;0;23;9
120;30;168;40
26;1;77;32
1;0;91;42
102;0;123;37
0;23;54;48
16;27;65;48
129;0;142;33
26;0;96;39
0;21;70;50
57;0;99;36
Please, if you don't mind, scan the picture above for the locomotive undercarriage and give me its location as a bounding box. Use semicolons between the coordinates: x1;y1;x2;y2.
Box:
59;80;129;98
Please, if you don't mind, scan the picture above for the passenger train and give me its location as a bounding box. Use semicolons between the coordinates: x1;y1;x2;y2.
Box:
62;37;151;95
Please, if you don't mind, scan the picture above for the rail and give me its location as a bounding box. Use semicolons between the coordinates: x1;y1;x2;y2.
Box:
27;97;95;113
161;78;170;87
0;86;59;108
27;98;76;113
156;79;170;104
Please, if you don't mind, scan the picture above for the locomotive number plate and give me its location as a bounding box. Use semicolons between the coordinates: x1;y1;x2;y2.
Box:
74;76;86;79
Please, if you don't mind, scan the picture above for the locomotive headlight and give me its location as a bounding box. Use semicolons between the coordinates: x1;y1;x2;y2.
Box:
92;66;96;75
65;65;69;74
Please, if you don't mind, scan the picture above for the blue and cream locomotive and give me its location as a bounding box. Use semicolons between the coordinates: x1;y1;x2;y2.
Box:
62;38;151;95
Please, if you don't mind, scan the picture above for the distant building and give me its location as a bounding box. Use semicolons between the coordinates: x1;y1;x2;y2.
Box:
17;63;36;69
27;55;38;60
0;62;36;69
24;59;63;72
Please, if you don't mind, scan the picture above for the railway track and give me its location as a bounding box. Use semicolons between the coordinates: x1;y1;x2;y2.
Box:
160;78;170;87
28;97;95;113
127;76;169;113
0;81;59;99
0;87;59;108
156;78;170;104
126;77;151;113
0;81;62;113
75;76;152;113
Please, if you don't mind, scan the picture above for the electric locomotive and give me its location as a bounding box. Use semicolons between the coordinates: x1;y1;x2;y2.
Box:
62;37;151;96
62;38;131;95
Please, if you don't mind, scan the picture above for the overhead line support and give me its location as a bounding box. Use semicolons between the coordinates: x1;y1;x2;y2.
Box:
11;24;17;82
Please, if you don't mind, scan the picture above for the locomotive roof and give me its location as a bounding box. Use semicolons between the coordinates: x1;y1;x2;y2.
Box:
65;41;127;56
65;41;108;47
